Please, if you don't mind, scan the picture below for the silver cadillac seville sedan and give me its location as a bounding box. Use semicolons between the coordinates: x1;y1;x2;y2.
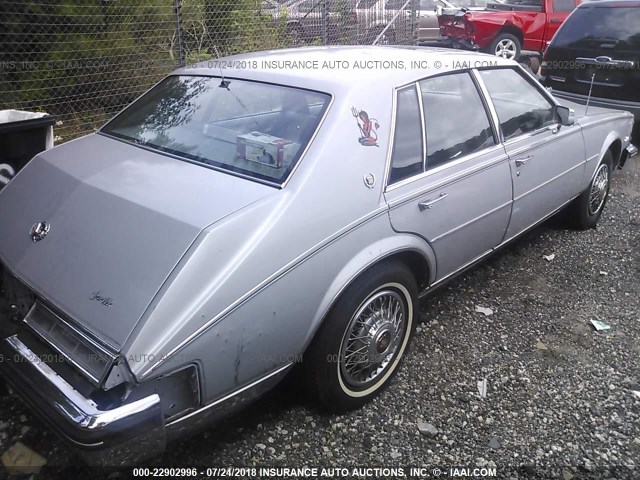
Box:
0;46;636;464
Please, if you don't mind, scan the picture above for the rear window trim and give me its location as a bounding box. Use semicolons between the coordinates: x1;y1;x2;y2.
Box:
98;74;334;189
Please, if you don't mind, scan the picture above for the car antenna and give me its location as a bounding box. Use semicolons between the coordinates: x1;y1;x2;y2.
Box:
585;72;595;116
212;45;230;90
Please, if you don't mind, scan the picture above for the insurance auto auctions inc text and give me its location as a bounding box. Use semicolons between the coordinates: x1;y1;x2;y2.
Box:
208;466;498;478
195;59;500;72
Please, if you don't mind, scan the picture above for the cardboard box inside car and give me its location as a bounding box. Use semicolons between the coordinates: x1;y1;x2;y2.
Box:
236;131;298;168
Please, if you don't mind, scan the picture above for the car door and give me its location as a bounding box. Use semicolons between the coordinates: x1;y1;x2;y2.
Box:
545;0;576;44
385;71;513;282
477;67;586;242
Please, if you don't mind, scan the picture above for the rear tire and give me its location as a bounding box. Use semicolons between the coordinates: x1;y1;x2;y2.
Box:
487;33;521;60
305;261;417;411
567;151;613;229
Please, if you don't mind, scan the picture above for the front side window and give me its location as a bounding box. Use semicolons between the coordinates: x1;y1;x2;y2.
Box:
389;86;424;184
101;76;331;185
420;72;495;170
479;68;555;141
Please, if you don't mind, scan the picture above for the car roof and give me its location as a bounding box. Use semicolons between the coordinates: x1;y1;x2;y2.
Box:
174;45;514;93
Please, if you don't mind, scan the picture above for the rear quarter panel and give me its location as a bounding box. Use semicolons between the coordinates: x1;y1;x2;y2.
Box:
122;79;436;403
158;219;434;403
460;12;545;49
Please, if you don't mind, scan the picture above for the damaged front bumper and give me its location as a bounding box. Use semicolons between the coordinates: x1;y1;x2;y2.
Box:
0;335;166;466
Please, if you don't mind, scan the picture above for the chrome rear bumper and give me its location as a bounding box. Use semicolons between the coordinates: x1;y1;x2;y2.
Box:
0;335;166;466
620;144;638;169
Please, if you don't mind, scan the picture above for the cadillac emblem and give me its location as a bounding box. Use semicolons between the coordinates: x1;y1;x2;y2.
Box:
30;221;50;242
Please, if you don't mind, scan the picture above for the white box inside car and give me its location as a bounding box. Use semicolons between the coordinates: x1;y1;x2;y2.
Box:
236;131;298;168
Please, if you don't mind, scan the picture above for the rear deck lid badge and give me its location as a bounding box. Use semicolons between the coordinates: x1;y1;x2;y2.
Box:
30;221;50;242
90;291;114;307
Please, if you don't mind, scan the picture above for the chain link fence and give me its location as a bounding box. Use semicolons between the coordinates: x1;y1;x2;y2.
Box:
0;0;418;142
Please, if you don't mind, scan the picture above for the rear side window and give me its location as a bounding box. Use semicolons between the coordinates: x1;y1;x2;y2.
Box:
389;86;424;184
552;6;640;50
420;72;495;170
479;68;555;141
552;0;575;13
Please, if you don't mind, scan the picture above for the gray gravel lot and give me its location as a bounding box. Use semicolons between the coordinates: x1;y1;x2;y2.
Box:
0;157;638;479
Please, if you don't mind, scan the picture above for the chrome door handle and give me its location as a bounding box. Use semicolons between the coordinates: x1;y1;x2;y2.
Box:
418;193;448;211
515;156;531;167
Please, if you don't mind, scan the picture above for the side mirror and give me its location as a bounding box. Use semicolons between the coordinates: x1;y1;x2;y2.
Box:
555;105;574;127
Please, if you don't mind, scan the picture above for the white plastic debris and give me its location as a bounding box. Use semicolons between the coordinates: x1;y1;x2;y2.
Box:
475;306;493;316
590;320;611;331
599;271;608;276
543;254;556;262
631;391;640;400
1;442;47;475
477;378;488;399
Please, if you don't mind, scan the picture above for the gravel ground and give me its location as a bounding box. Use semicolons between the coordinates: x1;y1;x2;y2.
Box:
0;157;638;479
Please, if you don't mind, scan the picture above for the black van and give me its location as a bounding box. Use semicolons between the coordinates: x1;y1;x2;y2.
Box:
541;0;640;141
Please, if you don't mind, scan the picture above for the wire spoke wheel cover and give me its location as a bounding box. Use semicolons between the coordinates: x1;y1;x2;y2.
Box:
588;163;609;216
338;283;411;395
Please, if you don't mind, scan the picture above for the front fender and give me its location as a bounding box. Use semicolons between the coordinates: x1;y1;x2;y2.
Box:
579;114;630;185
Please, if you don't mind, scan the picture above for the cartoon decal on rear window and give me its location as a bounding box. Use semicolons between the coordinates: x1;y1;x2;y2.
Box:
352;107;380;147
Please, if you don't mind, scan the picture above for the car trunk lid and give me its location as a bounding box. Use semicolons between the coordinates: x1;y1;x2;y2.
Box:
0;133;274;349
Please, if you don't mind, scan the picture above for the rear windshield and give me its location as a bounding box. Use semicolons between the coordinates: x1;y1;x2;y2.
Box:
552;5;640;50
101;76;331;185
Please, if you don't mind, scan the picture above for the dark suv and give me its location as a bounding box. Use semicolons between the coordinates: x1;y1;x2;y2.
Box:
541;0;640;141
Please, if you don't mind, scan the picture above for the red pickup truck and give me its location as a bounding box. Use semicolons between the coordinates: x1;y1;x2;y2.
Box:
438;0;580;60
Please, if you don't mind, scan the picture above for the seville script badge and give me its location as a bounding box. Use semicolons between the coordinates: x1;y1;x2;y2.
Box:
30;221;50;242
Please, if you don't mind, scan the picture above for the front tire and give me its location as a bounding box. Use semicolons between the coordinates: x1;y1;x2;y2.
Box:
568;151;613;229
305;261;418;411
